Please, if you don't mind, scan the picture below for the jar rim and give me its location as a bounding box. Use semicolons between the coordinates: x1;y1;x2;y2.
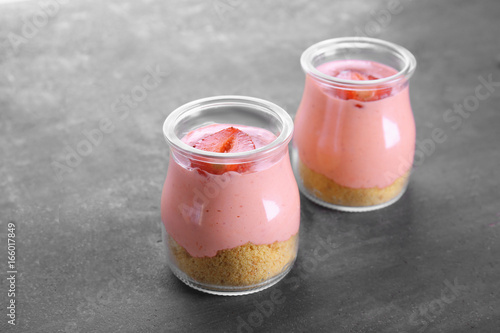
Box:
163;95;294;160
300;37;417;87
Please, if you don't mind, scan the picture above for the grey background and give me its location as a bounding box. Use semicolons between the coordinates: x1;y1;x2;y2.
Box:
1;0;499;332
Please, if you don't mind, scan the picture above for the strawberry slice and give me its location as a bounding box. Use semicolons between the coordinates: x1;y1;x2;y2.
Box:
194;127;255;153
191;127;256;174
333;70;392;102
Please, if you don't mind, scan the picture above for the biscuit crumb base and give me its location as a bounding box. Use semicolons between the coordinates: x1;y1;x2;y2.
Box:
168;234;298;286
299;160;409;207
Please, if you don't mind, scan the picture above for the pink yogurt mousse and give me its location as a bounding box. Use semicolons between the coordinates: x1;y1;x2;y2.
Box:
161;124;300;258
294;60;416;189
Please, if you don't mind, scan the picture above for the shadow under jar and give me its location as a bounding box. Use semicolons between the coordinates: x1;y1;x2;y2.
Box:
293;37;417;212
161;96;300;296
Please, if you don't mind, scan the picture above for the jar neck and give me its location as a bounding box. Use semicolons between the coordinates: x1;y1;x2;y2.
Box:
301;37;416;90
305;73;410;93
164;96;294;169
170;142;290;171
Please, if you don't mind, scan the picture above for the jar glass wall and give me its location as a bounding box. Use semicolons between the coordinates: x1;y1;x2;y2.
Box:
161;96;300;295
293;37;417;212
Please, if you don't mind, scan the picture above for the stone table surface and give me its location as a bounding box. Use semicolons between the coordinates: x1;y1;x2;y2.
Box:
1;0;500;332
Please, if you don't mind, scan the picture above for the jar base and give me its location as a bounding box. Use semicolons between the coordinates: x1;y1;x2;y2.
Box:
162;228;296;296
291;149;409;212
297;180;408;212
168;261;294;296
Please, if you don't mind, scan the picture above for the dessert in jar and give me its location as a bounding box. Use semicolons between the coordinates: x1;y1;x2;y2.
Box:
161;96;300;295
293;37;417;212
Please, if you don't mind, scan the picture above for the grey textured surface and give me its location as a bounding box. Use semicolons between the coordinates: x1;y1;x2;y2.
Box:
1;0;500;332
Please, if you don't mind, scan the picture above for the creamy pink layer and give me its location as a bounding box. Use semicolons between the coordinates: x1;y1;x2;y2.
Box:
294;60;415;189
161;124;300;257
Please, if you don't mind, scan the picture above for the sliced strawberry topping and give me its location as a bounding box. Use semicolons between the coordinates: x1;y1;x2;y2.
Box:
332;70;392;102
193;127;255;153
191;127;256;174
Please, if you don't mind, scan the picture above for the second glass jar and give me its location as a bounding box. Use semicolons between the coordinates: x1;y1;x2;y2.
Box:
293;37;417;212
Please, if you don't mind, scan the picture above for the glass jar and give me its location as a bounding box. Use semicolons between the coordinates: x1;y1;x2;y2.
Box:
161;96;300;295
293;37;417;212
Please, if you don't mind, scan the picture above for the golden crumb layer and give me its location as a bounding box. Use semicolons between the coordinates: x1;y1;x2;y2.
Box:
168;234;298;286
299;160;409;207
